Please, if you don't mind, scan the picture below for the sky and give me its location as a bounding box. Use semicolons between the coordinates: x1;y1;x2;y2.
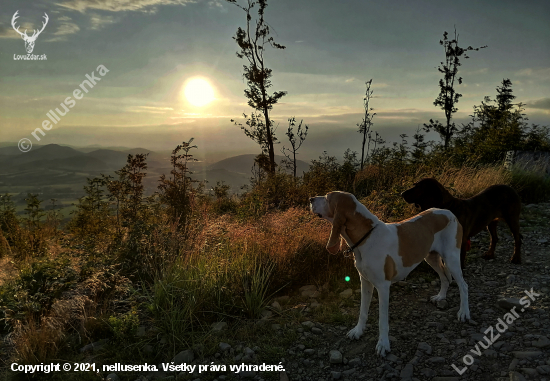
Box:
1;0;549;162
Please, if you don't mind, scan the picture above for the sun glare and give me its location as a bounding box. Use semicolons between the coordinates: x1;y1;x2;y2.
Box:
183;77;215;107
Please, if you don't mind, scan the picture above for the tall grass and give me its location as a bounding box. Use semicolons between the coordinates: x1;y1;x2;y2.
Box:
2;159;548;366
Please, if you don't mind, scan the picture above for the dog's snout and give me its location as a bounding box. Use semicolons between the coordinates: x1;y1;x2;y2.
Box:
309;197;315;203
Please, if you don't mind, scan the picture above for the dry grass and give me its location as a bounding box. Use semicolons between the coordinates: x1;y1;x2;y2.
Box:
417;163;513;198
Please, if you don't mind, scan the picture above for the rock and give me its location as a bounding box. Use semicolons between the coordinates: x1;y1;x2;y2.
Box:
301;321;315;328
136;326;147;337
271;324;281;330
397;281;408;287
484;349;497;358
244;347;255;356
299;285;317;292
211;322;228;331
331;371;341;380
420;368;436;377
506;275;516;285
300;285;319;297
436;300;448;309
143;344;154;355
219;342;231;352
329;350;343;364
304;349;315;355
348;358;361;367
80;339;108;353
533;336;550;348
342;368;356;376
271;301;282;311
311;327;323;335
239;370;256;378
386;353;399;362
537;365;550;374
509;358;519;371
427;357;445;363
339;289;353;298
417;342;432;355
512;351;543;359
510;372;527;381
173;349;194;364
497;298;522;311
106;374;119;381
400;363;414;379
275;295;290;304
520;368;538;376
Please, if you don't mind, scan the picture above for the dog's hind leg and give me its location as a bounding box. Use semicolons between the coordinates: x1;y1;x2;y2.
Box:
375;284;391;356
444;253;470;322
347;274;374;340
482;219;499;260
503;213;522;264
425;251;451;302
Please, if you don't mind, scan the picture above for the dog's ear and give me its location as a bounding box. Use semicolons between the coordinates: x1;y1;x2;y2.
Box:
327;208;345;254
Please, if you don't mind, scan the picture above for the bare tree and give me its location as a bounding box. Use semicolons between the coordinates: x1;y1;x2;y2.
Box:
226;0;287;175
425;28;486;150
357;79;376;170
281;117;308;182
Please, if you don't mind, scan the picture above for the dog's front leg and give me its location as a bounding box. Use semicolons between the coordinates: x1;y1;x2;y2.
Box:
375;283;391;356
347;274;373;339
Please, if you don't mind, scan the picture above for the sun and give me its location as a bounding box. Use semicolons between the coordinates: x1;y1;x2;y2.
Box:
183;77;215;107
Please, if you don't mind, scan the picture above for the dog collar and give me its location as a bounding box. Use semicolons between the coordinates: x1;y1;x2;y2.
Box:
343;225;376;256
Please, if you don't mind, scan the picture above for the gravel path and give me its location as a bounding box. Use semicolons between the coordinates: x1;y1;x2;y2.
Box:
275;203;550;381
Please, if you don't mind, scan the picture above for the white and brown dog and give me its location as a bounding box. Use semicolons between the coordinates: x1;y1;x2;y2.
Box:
310;191;470;356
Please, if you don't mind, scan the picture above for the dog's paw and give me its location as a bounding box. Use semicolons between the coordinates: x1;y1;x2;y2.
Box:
457;307;471;322
347;325;364;340
510;256;521;264
430;294;446;302
481;253;496;260
375;337;390;357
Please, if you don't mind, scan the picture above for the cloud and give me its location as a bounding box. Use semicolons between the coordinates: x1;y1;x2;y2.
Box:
0;21;43;40
56;0;195;13
208;0;228;12
128;105;175;113
526;98;550;110
89;13;117;30
515;67;550;81
46;18;80;41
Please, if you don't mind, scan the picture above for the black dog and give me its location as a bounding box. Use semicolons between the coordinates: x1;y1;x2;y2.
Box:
402;178;522;268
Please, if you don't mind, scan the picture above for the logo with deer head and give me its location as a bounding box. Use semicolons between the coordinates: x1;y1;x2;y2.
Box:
11;10;49;54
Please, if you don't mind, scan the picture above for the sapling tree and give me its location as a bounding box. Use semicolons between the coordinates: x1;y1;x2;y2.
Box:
357;79;376;170
157;139;199;231
425;28;486;150
281;117;308;182
226;0;287;175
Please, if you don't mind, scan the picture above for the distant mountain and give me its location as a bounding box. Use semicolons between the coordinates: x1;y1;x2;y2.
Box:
13;156;109;172
87;149;129;169
0;144;86;166
125;148;154;155
191;168;250;193
208;154;310;176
